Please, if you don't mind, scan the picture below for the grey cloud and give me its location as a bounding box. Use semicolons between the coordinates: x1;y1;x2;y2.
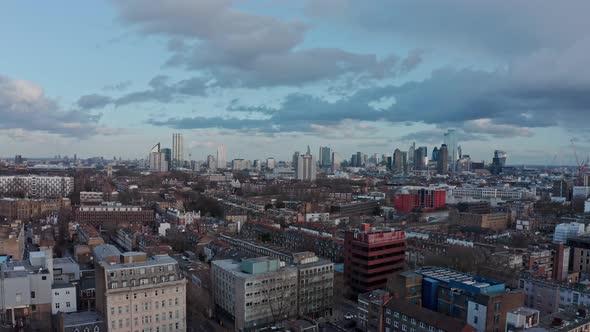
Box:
111;0;419;87
149;44;590;137
147;116;271;131
77;94;113;110
315;0;590;57
78;75;209;109
0;75;102;138
102;80;132;91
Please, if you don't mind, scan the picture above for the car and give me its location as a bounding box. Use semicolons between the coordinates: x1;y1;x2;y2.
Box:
344;312;354;320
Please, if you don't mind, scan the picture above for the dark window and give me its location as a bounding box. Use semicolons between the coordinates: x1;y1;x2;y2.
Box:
42;276;47;280
31;291;35;298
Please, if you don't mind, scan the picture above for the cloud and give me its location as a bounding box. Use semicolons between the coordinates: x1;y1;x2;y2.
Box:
147;116;271;131
309;0;590;57
102;80;132;92
110;0;419;87
77;75;209;109
77;94;113;110
148;38;590;138
0;74;103;138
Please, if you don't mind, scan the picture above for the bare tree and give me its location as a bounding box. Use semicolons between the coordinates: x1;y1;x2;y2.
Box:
262;275;298;325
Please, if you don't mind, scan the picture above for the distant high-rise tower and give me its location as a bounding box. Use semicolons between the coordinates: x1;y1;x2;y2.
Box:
172;133;184;168
414;147;427;170
161;148;172;171
149;143;168;172
297;146;316;181
408;142;416;170
319;146;332;169
432;146;439;162
292;151;300;173
207;155;216;170
266;157;276;170
437;144;449;174
393;149;408;174
443;129;458;171
491;150;507;175
217;144;226;169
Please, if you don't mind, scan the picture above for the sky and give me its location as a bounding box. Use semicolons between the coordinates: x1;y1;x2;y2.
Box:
2;0;590;165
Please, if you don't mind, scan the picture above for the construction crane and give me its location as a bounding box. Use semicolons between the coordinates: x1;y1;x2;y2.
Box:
570;138;586;185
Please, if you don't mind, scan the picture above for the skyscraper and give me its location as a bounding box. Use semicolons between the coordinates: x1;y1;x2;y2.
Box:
297;146;316;181
216;144;226;169
432;146;439;162
437;144;449;174
491;150;507;175
408;142;415;170
393;149;407;174
149;143;168;172
319;146;332;169
172;133;184;168
266;157;276;170
443;129;458;171
356;151;362;167
161;148;172;171
292;151;300;173
414;147;427;170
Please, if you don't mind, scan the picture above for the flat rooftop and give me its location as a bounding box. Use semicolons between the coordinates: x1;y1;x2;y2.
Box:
61;311;104;327
101;254;177;271
417;267;502;289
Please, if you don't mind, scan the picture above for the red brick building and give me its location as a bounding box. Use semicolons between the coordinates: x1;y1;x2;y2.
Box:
344;224;406;296
393;187;446;213
73;203;153;229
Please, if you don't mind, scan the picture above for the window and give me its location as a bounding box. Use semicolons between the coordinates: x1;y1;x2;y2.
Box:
66;302;71;308
94;327;100;332
55;303;61;309
394;322;399;328
402;325;407;332
474;316;478;324
411;318;416;325
419;322;425;328
494;302;501;311
42;276;47;280
429;326;435;332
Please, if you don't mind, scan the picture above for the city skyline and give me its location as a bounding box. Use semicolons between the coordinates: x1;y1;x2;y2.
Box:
2;1;590;164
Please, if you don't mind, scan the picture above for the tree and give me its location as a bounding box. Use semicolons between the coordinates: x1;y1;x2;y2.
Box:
262;275;298;325
184;195;223;217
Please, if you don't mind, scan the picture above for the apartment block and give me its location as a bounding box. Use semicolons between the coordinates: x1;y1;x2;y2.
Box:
387;271;423;306
344;224;406;296
383;300;475;332
0;220;25;260
74;202;154;228
293;252;334;319
0;175;74;198
414;267;524;332
211;257;298;331
0;197;70;220
356;289;389;332
0;256;53;329
449;210;509;231
95;252;187;332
